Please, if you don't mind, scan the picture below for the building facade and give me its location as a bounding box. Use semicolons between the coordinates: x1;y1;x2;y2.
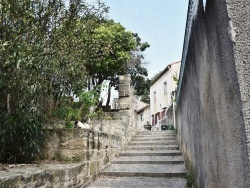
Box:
150;61;180;128
136;100;150;130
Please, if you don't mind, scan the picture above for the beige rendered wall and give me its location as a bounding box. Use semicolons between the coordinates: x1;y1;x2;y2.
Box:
150;62;180;124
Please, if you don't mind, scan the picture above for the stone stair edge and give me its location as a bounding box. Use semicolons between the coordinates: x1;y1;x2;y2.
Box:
99;171;187;178
85;130;187;187
128;142;178;144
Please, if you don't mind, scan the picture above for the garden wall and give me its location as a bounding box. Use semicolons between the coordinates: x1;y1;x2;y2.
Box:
0;127;129;187
0;75;138;187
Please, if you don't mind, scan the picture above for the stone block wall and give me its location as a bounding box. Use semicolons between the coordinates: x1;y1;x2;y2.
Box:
0;126;131;187
43;128;123;176
93;75;138;143
0;74;139;187
0;163;87;187
176;0;250;187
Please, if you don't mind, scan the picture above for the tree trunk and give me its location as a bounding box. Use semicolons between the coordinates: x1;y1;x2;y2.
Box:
105;82;112;112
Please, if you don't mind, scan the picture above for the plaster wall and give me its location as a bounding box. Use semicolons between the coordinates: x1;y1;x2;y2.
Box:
226;0;250;161
137;106;151;129
170;63;181;91
176;0;250;187
150;62;180;120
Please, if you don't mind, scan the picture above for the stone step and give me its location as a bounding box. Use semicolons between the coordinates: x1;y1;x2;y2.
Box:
112;156;184;165
128;141;177;146
134;134;175;137
136;131;176;135
100;164;187;177
112;160;184;165
119;150;182;157
137;130;176;134
86;130;187;187
136;133;176;136
86;177;187;188
133;135;175;139
132;137;175;142
125;145;179;150
136;131;175;134
137;132;175;135
134;135;176;138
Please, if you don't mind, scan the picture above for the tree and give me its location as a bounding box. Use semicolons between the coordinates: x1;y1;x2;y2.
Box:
83;19;137;110
134;76;151;103
85;19;136;86
91;23;151;109
0;0;109;163
125;33;150;104
127;33;150;80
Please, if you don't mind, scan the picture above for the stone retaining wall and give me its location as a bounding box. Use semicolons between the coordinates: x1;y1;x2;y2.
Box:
0;163;86;187
44;129;123;163
0;129;126;187
0;74;138;187
43;128;124;181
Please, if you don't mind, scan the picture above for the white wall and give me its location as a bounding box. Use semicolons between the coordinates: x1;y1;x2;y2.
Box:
137;107;151;129
150;62;180;125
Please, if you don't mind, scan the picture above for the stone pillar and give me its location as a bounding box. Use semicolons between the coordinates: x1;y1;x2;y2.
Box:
119;75;131;109
118;75;137;140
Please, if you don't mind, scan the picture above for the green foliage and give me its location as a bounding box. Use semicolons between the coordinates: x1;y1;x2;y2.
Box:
134;76;151;103
168;125;174;130
79;88;100;121
105;116;112;120
125;33;150;103
85;20;137;86
92;108;106;120
173;75;179;85
128;33;150;79
65;120;74;129
84;20;150;108
0;0;149;163
0;110;47;163
51;106;80;121
0;0;108;163
50;87;101;124
185;173;194;187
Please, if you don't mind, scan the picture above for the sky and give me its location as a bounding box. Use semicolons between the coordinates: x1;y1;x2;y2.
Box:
101;0;189;78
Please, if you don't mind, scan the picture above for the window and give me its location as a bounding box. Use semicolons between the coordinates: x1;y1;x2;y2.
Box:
164;81;167;94
141;113;144;121
153;91;156;102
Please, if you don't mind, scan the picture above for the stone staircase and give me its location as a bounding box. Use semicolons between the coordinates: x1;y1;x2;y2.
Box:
86;130;188;188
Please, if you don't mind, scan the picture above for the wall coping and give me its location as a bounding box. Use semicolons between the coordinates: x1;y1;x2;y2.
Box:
177;0;200;102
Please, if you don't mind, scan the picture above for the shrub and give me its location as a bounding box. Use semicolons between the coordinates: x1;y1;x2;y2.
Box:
65;120;74;128
51;106;80;121
0;109;47;163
